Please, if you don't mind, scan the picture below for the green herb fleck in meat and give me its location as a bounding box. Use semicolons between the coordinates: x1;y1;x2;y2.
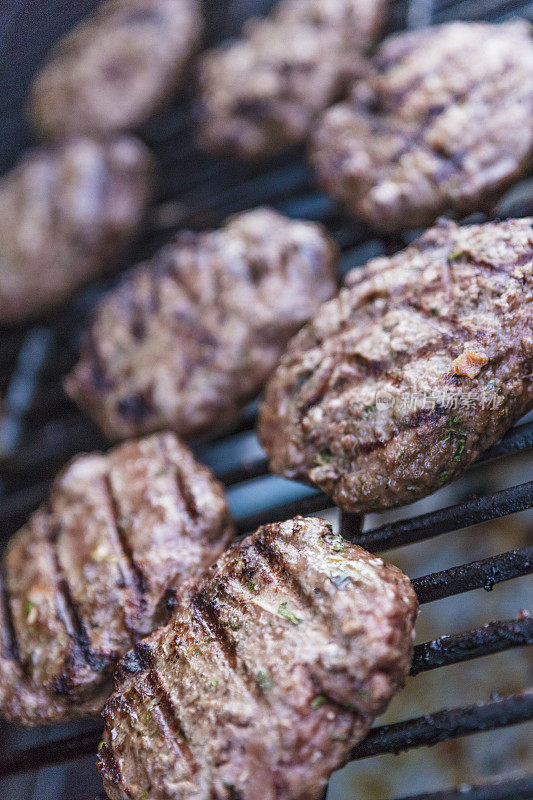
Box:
362;403;376;418
24;598;34;618
311;695;328;708
256;670;275;690
314;449;333;465
447;248;467;262
278;602;302;625
331;537;346;553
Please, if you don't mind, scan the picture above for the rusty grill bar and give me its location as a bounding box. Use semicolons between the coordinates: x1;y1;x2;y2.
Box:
0;0;532;798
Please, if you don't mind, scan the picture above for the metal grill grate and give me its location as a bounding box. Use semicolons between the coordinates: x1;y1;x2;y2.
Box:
0;0;532;799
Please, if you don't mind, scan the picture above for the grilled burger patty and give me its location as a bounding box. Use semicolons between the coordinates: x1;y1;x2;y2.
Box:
0;433;233;725
29;0;203;140
0;136;153;324
197;0;384;160
99;516;417;800
311;21;533;232
258;218;533;513
66;208;338;441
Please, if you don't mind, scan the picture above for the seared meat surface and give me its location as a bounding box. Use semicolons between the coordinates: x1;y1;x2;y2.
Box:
99;516;417;800
29;0;203;139
66;208;338;440
311;21;533;231
0;136;153;324
0;433;233;725
197;0;385;160
259;218;533;512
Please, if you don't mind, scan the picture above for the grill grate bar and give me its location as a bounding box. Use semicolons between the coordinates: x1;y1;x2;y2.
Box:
69;774;533;800
376;774;533;800
410;615;533;675
0;612;530;778
412;547;533;604
350;691;533;760
343;481;533;553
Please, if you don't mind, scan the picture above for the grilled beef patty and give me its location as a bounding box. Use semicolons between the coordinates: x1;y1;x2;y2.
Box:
311;21;533;232
99;516;417;800
258;218;533;513
0;136;153;324
29;0;203;140
66;208;338;441
197;0;384;160
0;432;233;725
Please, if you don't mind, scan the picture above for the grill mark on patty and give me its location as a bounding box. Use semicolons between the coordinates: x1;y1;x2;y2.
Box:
298;363;335;417
344;405;450;460
103;473;147;619
190;592;238;670
0;564;21;666
249;530;318;613
189;589;265;703
97;742;122;785
295;278;475;417
144;667;198;771
307;404;450;470
159;436;199;522
48;521;108;676
188;579;294;732
175;466;200;520
297;329;457;420
84;329;114;393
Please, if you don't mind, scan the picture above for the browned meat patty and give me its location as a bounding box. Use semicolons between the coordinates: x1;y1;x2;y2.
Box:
65;208;338;441
197;0;385;160
29;0;203;140
0;136;153;324
0;432;233;726
311;20;533;232
98;515;417;800
258;218;533;513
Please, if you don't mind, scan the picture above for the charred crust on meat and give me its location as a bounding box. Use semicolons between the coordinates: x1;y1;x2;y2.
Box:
66;208;338;440
0;432;233;725
99;517;417;800
29;0;203;139
259;217;533;513
311;21;533;231
197;0;386;159
0;137;153;323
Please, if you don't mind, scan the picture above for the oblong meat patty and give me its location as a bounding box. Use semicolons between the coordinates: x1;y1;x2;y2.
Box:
0;432;233;725
0;136;153;324
197;0;384;160
258;218;533;513
66;208;338;440
99;516;417;800
311;20;533;232
29;0;203;140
